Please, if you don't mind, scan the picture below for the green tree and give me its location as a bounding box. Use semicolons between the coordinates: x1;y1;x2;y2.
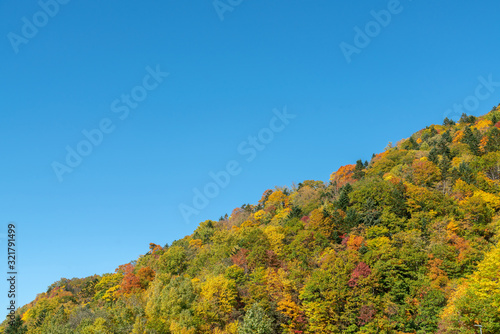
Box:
145;274;197;333
353;160;365;180
462;126;480;155
238;303;275;334
404;137;419;150
443;117;455;126
338;183;352;211
442;130;452;143
436;137;451;158
428;147;439;164
159;245;188;275
486;127;500;152
491;113;498;125
5;315;27;334
430;126;438;137
459;113;476;124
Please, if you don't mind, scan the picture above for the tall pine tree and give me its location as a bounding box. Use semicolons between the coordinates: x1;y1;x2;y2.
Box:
462;126;480;155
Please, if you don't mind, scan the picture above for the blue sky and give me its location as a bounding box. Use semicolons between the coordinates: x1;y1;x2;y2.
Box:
1;0;500;308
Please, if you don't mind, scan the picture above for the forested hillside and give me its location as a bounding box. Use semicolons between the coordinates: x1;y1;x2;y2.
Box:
4;107;500;334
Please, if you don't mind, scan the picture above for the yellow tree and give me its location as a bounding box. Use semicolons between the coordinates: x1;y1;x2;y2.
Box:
266;190;288;209
308;208;334;239
195;275;238;331
439;243;500;333
411;158;441;187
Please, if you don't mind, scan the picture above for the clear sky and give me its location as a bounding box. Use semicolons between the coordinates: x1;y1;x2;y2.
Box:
1;0;500;309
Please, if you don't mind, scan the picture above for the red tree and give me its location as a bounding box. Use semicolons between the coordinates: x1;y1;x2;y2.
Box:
348;262;372;287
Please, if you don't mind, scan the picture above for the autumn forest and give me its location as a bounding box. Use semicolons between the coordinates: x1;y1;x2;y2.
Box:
4;106;500;334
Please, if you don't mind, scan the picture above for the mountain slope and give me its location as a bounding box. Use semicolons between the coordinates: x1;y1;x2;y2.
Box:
3;106;500;334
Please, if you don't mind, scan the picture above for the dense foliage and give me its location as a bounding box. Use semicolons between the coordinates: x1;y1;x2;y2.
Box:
3;107;500;333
